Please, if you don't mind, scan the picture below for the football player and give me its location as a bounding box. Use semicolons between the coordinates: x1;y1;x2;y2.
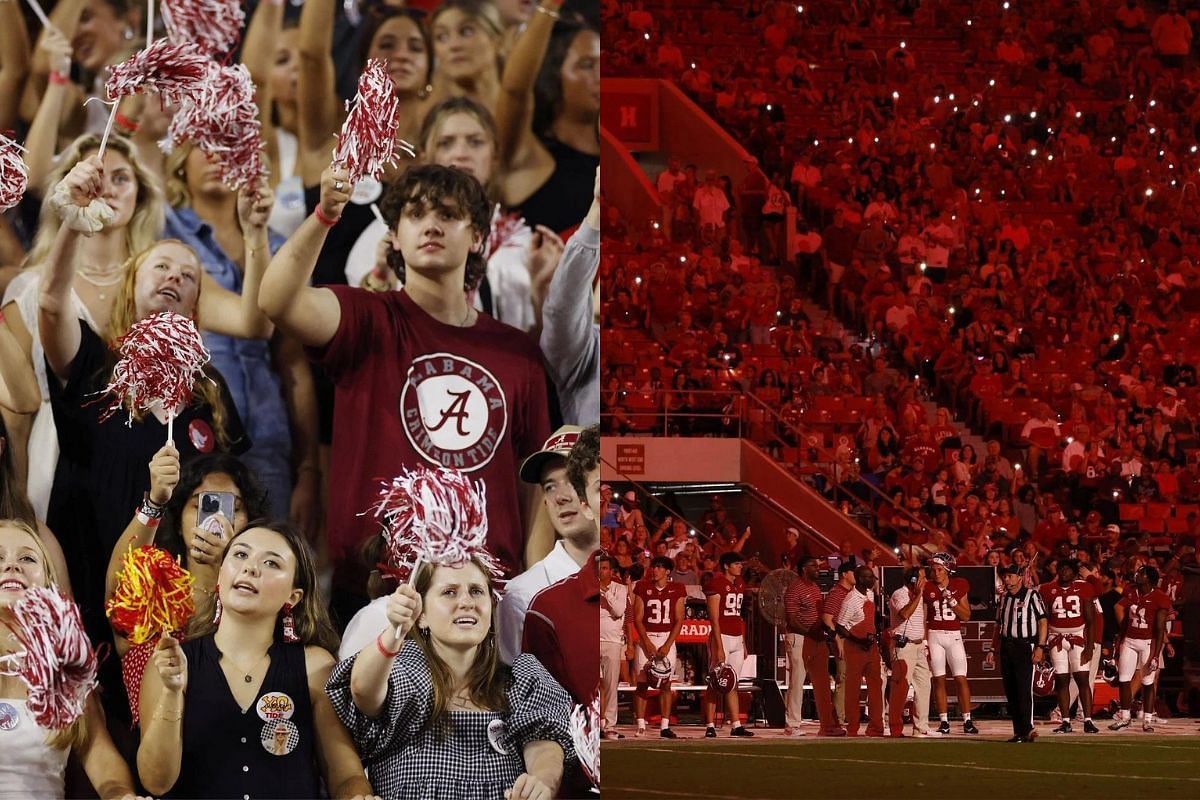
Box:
703;552;754;738
1040;559;1100;733
923;553;978;734
1110;565;1171;732
633;555;687;738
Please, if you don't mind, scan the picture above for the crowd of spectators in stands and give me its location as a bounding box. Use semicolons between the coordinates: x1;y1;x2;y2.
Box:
601;0;1200;588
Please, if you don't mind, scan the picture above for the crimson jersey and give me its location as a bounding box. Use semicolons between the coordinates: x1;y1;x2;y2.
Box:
703;574;746;637
923;577;970;631
1039;579;1096;630
313;288;551;591
635;580;688;634
1118;588;1172;640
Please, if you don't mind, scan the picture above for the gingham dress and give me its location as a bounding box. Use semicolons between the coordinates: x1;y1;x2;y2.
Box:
326;642;575;800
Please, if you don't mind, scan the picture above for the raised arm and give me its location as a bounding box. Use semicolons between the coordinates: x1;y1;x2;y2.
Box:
296;0;341;183
137;634;187;795
496;0;563;168
198;181;276;340
0;0;31;131
242;0;283;188
539;170;598;393
0;308;39;413
19;0;86;124
75;694;140;800
38;158;101;381
349;584;421;719
104;445;179;606
273;333;321;542
258;165;347;347
23;28;78;197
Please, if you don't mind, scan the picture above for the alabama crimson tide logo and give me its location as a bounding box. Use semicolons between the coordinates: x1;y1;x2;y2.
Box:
400;353;508;471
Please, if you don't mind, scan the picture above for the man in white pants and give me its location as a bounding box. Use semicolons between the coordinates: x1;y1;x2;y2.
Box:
888;567;931;736
599;551;628;739
782;556;823;734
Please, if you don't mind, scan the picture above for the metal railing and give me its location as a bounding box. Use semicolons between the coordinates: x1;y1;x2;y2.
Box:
602;387;949;551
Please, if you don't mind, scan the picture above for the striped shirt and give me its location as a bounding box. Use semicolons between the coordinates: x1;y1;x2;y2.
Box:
889;585;926;639
837;588;876;636
997;586;1047;641
783;577;822;637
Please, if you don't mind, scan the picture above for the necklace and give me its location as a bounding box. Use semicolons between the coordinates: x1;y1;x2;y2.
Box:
75;268;124;302
222;651;270;684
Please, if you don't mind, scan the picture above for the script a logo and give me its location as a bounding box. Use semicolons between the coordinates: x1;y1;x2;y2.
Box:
400;353;509;472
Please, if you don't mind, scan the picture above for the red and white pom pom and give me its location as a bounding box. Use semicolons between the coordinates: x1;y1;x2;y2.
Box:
570;697;600;788
369;466;503;582
0;586;98;730
161;0;245;57
333;59;412;186
0;133;29;213
166;63;266;190
99;311;211;423
105;39;210;104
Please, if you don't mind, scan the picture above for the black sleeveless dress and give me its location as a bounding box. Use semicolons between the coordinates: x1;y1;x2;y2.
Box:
167;636;321;799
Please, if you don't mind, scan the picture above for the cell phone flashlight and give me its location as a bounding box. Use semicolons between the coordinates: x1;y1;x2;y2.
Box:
197;491;235;531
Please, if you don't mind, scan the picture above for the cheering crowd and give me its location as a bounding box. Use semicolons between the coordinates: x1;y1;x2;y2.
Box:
0;0;600;798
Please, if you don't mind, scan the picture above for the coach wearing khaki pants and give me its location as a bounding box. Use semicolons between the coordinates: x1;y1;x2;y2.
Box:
600;553;629;738
888;567;931;736
783;557;824;734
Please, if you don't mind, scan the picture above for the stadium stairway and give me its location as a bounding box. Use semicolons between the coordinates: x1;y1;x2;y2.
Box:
741;439;899;567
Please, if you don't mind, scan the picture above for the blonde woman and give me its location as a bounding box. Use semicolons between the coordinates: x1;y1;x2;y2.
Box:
328;558;574;800
1;133;164;516
0;519;146;799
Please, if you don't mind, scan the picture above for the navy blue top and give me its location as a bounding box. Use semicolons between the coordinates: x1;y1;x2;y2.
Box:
168;636;320;799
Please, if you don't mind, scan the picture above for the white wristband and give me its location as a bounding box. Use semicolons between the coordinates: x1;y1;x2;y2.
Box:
50;181;115;234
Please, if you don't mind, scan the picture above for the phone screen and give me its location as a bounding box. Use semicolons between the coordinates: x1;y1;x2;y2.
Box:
197;491;236;530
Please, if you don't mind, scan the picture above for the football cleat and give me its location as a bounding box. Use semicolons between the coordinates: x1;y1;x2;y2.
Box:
1049;707;1063;724
635;726;646;737
1053;722;1072;734
937;720;951;735
705;727;717;738
731;726;755;737
1142;721;1154;733
1109;717;1131;731
660;728;678;739
1083;720;1100;734
963;719;979;735
603;730;625;740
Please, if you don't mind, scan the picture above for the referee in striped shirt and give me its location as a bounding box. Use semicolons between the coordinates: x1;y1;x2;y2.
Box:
985;564;1048;742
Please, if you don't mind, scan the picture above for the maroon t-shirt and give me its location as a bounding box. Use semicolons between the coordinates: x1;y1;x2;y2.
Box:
312;287;551;590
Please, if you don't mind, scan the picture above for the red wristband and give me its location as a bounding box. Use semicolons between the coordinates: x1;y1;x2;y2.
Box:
376;632;401;658
48;70;69;86
115;112;139;134
314;206;340;227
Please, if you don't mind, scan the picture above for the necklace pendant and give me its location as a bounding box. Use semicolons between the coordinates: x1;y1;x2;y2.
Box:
245;674;253;683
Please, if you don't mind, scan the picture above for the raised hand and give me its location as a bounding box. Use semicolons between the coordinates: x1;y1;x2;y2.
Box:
148;445;180;506
153;635;188;694
385;584;422;640
319;165;352;222
61;156;104;208
237;180;276;233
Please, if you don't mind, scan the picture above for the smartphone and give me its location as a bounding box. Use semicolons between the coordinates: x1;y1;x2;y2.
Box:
197;491;235;530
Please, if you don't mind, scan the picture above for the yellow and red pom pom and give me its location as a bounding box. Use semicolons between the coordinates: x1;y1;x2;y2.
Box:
106;545;195;645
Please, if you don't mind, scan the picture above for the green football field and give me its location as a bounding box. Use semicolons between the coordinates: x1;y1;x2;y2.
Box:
603;728;1200;799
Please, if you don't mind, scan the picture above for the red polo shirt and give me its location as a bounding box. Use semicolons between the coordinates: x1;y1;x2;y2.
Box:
522;551;601;704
